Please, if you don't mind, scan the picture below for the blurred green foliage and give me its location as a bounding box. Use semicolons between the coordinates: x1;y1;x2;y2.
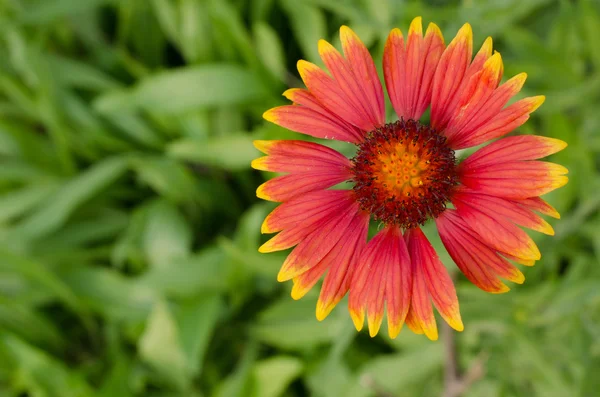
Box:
0;0;598;396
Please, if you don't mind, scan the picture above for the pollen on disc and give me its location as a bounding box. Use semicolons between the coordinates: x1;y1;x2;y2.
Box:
351;119;458;228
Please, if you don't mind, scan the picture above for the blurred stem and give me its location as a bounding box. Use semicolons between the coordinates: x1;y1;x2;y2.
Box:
442;322;459;395
442;306;488;397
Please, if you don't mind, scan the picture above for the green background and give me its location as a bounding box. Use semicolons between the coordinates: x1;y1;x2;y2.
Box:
0;0;598;396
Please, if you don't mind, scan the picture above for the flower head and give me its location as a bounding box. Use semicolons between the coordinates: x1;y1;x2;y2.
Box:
253;18;567;340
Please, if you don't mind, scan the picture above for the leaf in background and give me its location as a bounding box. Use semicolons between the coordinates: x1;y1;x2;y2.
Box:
47;54;119;91
0;301;65;353
208;0;259;68
280;0;326;63
142;199;192;269
251;294;346;350
13;156;128;241
18;0;110;24
0;182;58;224
214;341;258;397
581;0;600;70
168;134;258;171
0;248;91;326
139;246;228;298
98;354;134;397
254;22;287;81
0;333;94;397
132;156;201;204
252;356;303;397
139;300;190;391
177;295;222;376
345;344;443;397
62;267;157;322
93;65;267;114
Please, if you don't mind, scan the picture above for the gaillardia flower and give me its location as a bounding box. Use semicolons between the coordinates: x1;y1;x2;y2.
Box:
252;18;567;340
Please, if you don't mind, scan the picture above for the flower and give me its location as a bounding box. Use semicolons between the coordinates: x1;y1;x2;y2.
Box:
252;18;568;340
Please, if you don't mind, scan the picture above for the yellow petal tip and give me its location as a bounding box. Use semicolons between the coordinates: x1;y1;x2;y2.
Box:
408;17;423;35
349;309;364;331
262;109;278;123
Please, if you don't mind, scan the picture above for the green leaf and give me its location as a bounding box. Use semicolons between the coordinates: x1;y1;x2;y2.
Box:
139;246;228;298
47;54;119;91
0;301;65;352
18;0;110;24
0;182;58;224
168;134;257;171
139;300;190;391
62;267;157;322
142;199;192;269
252;356;303;397
251;294;346;350
131;156;200;203
254;22;287;80
94;65;267;114
280;0;326;63
177;295;222;376
0;333;94;397
0;248;90;325
13;156;129;240
346;344;443;397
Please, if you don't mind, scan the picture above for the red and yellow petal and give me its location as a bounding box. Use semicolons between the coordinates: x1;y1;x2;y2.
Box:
277;201;360;281
459;160;568;199
430;23;473;130
383;17;445;120
452;192;542;260
297;30;385;134
442;52;504;145
261;189;353;234
520;197;561;219
454;95;546;147
461;135;567;169
405;227;463;336
252;140;352;173
453;189;554;236
349;226;412;339
256;169;351;202
282;88;364;142
263;104;362;143
436;210;511;293
316;212;370;320
339;26;386;126
448;73;527;149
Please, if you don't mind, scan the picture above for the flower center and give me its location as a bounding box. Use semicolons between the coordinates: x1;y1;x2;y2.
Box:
351;119;458;229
